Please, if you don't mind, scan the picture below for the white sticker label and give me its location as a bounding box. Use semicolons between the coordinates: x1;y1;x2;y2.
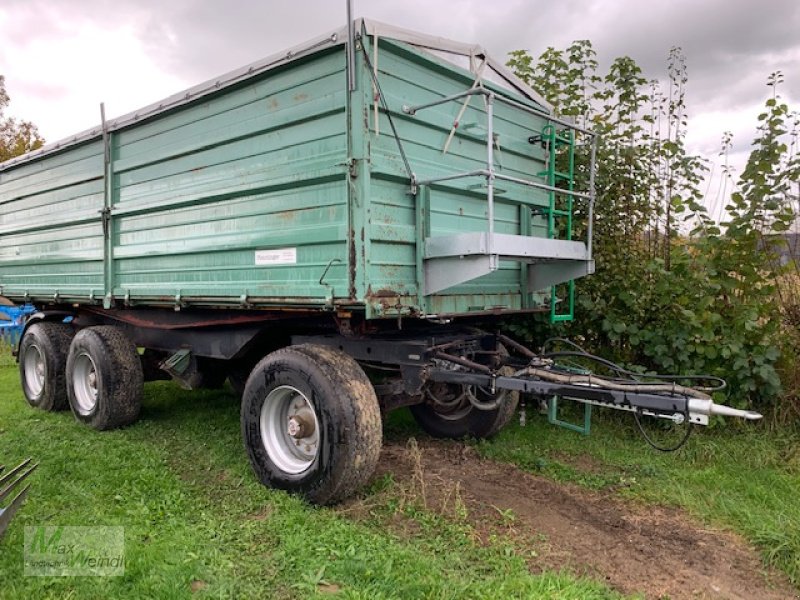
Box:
255;247;297;266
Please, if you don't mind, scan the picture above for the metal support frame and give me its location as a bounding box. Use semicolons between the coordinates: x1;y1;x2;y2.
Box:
0;459;37;540
288;330;760;426
100;103;114;308
346;0;356;92
548;396;592;435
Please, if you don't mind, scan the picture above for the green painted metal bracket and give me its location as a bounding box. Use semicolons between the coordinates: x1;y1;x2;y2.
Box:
161;348;192;375
547;395;592;435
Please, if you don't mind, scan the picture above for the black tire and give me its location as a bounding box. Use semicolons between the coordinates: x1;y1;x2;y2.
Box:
18;321;74;411
241;344;382;505
65;326;143;430
410;347;519;440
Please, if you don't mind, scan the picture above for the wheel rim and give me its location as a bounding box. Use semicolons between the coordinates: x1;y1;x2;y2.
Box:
72;351;99;415
260;385;320;475
22;344;45;398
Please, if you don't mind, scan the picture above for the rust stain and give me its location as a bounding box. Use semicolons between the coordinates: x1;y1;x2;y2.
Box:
293;93;309;102
370;288;399;298
80;306;310;330
275;210;295;222
267;98;279;110
349;228;357;299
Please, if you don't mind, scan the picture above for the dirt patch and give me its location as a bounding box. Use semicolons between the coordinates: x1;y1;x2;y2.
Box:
371;438;797;600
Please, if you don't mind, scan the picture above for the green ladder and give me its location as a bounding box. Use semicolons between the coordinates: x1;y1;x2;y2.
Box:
538;124;576;323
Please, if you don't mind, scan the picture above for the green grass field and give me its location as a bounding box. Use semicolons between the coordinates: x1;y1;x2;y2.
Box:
0;362;623;600
1;347;798;598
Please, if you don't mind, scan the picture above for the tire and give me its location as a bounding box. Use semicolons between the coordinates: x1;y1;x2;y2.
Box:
241;344;382;505
410;346;519;440
65;326;143;430
18;322;74;411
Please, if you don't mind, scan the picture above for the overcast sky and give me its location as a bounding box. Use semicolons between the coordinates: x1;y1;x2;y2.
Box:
1;0;797;213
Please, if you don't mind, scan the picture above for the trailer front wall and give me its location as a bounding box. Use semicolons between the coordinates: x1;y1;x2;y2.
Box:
362;38;552;317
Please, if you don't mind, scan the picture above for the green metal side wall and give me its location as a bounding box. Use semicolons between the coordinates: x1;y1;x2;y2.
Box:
0;141;106;299
0;49;349;308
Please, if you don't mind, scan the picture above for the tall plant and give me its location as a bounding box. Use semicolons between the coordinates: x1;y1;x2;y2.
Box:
506;45;797;412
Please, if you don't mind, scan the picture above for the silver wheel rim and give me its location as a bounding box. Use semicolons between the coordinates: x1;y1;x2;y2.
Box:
260;385;320;475
72;351;99;415
23;344;45;398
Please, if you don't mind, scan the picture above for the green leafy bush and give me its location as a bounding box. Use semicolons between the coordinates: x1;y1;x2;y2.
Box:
507;43;798;414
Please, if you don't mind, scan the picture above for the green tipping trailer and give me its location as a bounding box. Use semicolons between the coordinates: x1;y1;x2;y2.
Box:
0;20;593;320
0;19;759;505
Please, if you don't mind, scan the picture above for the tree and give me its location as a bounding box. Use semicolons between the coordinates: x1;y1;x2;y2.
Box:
505;44;798;413
0;75;44;162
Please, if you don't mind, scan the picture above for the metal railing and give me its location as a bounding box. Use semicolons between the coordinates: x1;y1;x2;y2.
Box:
402;88;599;260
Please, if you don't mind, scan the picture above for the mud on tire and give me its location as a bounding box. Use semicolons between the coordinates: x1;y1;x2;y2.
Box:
66;326;143;430
241;344;382;505
18;321;74;411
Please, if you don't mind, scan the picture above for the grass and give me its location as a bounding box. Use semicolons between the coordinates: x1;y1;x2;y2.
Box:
478;403;800;588
2;344;797;598
0;360;625;600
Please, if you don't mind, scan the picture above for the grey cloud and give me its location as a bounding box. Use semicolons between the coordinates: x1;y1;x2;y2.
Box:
1;0;797;166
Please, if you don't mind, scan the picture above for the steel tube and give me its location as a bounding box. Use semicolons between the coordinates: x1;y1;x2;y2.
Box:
587;135;598;260
433;351;493;374
493;172;592;200
402;88;490;115
490;94;597;137
346;0;355;91
486;94;495;239
415;170;591;202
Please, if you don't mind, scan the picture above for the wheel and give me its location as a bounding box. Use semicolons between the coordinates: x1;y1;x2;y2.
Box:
241;344;382;505
65;326;143;430
410;346;519;440
18;321;73;411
